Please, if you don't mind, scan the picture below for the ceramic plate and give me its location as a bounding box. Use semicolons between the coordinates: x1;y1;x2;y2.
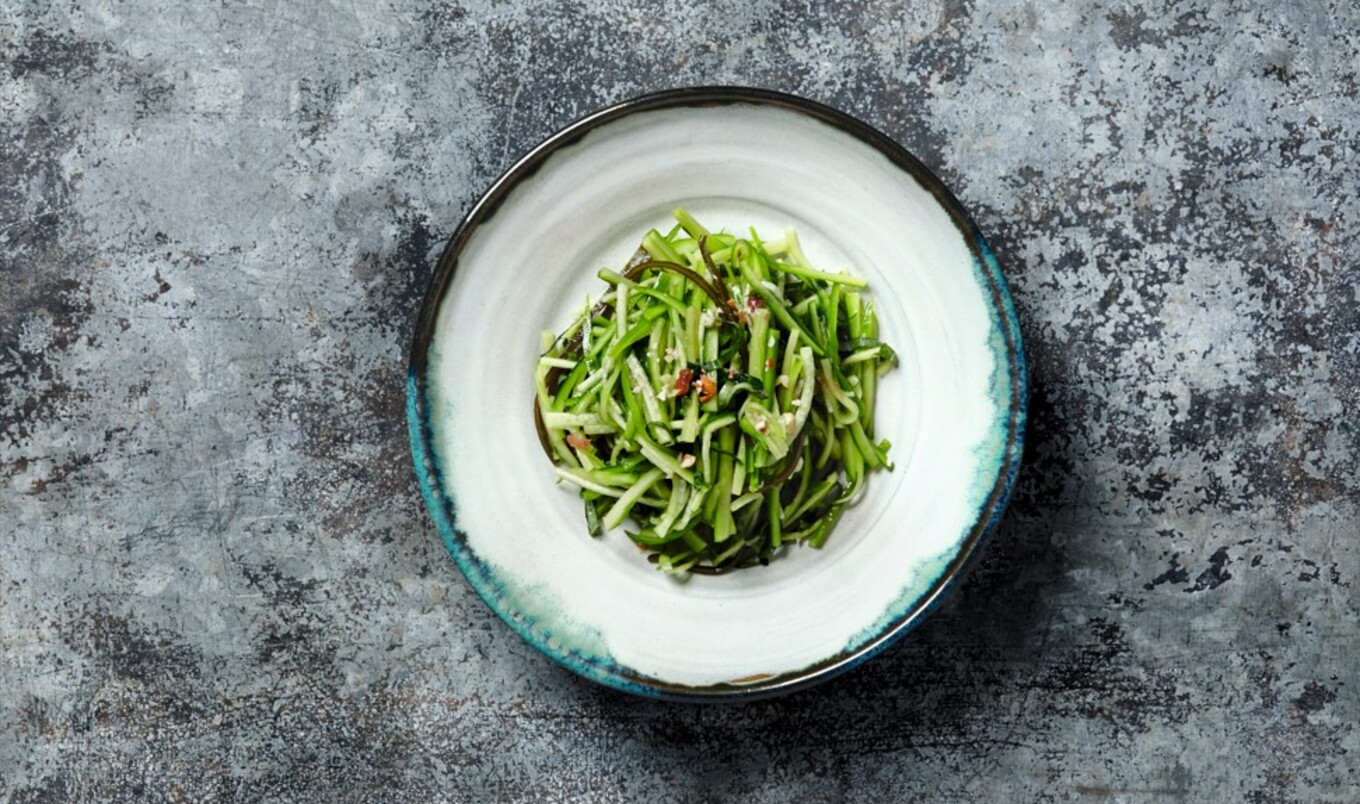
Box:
408;87;1026;699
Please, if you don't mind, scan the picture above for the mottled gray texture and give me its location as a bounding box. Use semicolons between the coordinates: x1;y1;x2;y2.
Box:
1;0;1357;801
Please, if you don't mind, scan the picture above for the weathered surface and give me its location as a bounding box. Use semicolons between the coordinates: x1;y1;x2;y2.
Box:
2;1;1356;801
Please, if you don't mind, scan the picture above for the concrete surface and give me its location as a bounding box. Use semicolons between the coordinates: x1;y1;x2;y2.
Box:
2;1;1357;801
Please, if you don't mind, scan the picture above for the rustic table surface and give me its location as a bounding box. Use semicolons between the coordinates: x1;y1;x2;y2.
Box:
3;2;1357;801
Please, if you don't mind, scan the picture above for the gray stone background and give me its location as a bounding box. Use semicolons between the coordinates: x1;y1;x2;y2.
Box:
2;0;1356;801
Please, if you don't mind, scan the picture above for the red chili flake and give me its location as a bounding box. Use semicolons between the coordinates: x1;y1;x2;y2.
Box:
674;368;694;396
765;357;776;370
746;295;763;313
697;374;718;403
566;433;592;451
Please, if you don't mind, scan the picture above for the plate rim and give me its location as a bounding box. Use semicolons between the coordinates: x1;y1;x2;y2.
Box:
407;86;1028;700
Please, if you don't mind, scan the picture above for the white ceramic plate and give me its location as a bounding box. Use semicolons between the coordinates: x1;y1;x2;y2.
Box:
408;88;1026;699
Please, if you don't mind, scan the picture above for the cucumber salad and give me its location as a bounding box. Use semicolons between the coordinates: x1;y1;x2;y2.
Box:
535;209;897;574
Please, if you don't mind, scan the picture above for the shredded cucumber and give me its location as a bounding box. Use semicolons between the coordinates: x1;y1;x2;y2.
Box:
534;209;898;574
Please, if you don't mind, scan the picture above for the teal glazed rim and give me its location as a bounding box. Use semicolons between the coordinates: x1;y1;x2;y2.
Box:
407;86;1028;700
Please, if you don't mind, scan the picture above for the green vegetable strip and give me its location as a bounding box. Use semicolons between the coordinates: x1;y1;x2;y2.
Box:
712;534;745;564
685;304;701;364
535;209;898;573
811;408;835;469
536;363;577;467
673;207;709;239
770;260;869;288
844;289;863;339
806;503;846;549
583;494;604;537
701;414;737;484
627;527;689;547
642;229;684;264
748;308;770;376
599;270;690;316
783;228;811;268
819;358;861;427
615;283;630;341
739;399;789;461
603;468;665;531
541;411;617;434
777;327;801;411
767;490;783;550
674;481;710;533
791;347;816;435
786;449;814;514
712;426;736;542
849;419;883;471
825;284;842;369
784;475;840;522
626;354;672;445
860;301;879;438
731;439;747;496
739;260;823;357
646;318;666;405
635;430;700;487
732;491;763;512
554;466;628;497
678;392;701;443
552;361;587;408
653;481;689;537
842;345;891;366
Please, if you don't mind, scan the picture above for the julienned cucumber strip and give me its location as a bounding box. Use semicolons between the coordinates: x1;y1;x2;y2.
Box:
534;209;897;575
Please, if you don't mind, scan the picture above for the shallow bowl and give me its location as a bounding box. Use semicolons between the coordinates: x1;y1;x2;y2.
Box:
408;87;1026;699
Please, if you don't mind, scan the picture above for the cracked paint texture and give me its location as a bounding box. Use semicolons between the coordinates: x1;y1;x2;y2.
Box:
1;1;1357;801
